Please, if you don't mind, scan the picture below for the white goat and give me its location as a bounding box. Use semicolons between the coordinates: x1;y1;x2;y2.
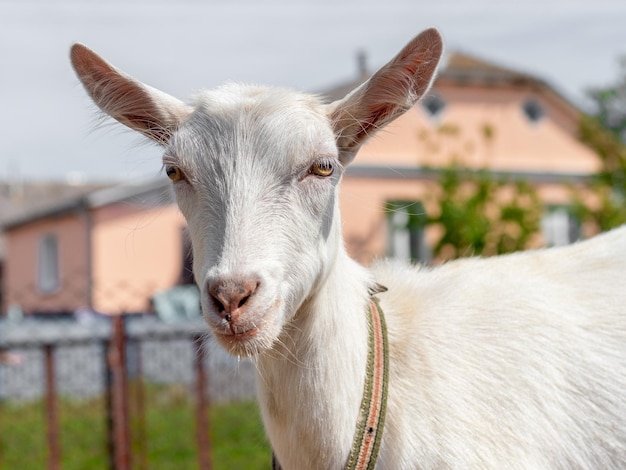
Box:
71;29;626;469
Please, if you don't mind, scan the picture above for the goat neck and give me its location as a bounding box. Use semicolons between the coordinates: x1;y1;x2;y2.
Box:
257;245;373;468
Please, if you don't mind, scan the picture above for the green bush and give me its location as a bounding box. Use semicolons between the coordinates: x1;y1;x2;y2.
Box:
428;166;542;260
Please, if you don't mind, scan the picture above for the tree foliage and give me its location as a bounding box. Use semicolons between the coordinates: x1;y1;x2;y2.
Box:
587;56;626;142
573;58;626;231
428;166;542;260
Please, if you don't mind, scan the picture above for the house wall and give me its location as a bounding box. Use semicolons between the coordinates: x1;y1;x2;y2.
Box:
339;175;588;265
355;84;599;175
340;177;432;263
338;82;600;263
2;212;89;314
90;203;186;314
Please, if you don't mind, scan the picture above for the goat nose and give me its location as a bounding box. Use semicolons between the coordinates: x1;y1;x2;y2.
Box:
207;276;260;320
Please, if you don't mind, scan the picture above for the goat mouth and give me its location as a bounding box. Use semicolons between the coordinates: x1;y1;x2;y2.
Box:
212;324;267;357
217;325;259;338
215;325;260;340
205;298;282;355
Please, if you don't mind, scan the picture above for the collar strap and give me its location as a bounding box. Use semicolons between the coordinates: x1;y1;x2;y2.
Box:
271;295;390;470
345;296;390;470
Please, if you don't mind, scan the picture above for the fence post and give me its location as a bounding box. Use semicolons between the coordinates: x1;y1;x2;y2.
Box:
44;344;61;470
0;348;5;470
194;335;212;470
131;338;148;470
103;339;115;470
109;315;131;470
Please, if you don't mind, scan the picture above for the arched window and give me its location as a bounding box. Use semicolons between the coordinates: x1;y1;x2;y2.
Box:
421;93;446;119
522;98;545;123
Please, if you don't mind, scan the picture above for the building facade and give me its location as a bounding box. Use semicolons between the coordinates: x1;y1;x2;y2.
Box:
1;51;602;315
2;181;186;315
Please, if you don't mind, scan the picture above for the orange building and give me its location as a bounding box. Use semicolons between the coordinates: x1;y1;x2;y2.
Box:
0;52;601;315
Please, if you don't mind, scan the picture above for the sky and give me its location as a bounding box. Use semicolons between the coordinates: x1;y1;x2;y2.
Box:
1;0;626;183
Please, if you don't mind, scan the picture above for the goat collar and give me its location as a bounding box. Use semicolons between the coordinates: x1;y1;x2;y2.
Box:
345;291;390;470
271;288;390;470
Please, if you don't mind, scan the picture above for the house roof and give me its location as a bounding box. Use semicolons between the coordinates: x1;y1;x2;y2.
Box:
441;51;540;85
0;181;107;221
0;181;111;258
322;51;581;116
1;178;172;232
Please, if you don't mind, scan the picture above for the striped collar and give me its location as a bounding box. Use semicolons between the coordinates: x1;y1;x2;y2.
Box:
345;294;390;470
271;288;390;470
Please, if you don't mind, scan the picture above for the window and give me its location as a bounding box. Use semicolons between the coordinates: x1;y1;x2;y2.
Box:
386;201;430;263
522;98;545;123
38;234;60;293
541;207;580;247
421;93;446;119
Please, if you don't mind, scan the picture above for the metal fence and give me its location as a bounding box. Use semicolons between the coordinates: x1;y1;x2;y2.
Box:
0;314;258;470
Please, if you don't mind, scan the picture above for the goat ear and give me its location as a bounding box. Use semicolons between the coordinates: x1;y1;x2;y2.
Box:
70;43;192;145
328;28;443;164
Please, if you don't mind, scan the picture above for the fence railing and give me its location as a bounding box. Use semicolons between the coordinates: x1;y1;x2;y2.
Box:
0;314;258;470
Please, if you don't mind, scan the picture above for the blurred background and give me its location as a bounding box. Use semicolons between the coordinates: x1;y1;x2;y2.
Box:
2;0;625;181
1;1;626;468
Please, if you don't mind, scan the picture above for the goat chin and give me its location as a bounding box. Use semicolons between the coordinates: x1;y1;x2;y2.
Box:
71;27;626;469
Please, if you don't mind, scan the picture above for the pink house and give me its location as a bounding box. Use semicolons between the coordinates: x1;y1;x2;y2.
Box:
336;51;598;263
2;181;187;315
0;52;601;316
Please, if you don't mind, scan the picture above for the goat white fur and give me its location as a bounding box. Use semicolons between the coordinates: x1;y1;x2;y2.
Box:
71;29;626;468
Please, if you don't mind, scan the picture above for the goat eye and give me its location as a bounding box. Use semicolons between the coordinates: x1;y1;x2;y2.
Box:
310;160;334;177
165;165;185;182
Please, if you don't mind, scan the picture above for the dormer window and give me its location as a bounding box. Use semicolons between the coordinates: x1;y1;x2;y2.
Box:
421;94;446;119
522;98;545;123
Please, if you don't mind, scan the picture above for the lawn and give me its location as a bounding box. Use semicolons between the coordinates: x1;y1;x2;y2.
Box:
0;385;270;470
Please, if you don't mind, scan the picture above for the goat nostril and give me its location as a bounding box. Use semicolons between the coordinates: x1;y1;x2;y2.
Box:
207;276;261;319
212;296;225;313
237;295;251;309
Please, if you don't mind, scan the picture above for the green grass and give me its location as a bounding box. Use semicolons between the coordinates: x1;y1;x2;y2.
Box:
0;384;270;470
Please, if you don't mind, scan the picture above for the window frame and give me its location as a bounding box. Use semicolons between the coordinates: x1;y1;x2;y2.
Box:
386;200;430;264
38;233;61;294
541;206;581;247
